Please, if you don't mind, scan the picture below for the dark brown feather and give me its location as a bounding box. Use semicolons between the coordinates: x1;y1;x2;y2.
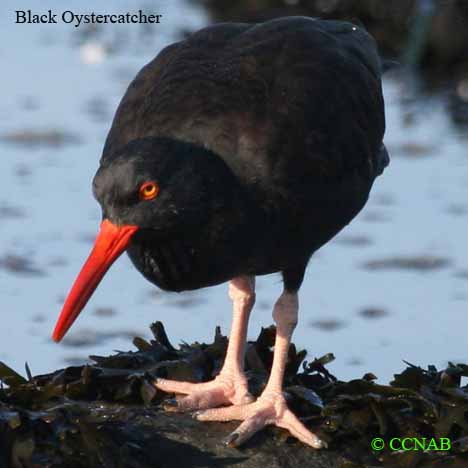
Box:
103;17;385;186
100;17;388;289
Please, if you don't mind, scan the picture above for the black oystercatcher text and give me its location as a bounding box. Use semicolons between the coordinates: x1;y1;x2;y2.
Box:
15;10;163;28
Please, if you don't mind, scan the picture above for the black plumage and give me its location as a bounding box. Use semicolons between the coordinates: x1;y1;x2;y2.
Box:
97;17;387;292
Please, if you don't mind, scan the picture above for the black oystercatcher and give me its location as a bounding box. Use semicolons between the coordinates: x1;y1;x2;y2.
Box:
52;17;388;448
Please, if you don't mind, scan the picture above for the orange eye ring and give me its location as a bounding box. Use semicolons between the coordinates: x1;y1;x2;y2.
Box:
139;181;159;201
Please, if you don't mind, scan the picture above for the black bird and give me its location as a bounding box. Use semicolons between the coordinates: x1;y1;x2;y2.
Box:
53;17;388;448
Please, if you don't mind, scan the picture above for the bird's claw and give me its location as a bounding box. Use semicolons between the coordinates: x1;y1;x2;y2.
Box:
224;431;240;447
162;398;180;412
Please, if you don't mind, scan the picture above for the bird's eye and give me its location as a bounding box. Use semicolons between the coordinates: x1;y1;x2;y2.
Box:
139;181;159;201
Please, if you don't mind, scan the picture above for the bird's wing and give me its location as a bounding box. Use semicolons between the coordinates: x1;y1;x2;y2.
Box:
254;18;387;187
102;18;386;186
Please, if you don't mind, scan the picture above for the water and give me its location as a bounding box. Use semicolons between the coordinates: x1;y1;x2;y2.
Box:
1;1;467;383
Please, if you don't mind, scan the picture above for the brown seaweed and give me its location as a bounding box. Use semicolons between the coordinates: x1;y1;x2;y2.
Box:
0;322;467;467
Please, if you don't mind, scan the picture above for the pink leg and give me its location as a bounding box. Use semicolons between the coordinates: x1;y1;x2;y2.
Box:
195;290;325;449
154;276;255;410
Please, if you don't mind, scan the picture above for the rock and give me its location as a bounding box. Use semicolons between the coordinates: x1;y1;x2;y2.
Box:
0;322;467;467
362;255;452;272
0;128;81;148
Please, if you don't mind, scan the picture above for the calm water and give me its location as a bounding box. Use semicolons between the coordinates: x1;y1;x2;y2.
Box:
1;1;467;383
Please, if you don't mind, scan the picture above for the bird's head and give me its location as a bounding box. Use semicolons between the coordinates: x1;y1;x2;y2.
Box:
52;137;232;342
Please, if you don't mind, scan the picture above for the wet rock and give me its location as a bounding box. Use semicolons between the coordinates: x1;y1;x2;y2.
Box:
199;0;468;72
361;210;391;223
72;23;102;45
446;204;468;216
449;78;468;125
31;315;46;324
427;0;468;67
165;296;206;308
0;322;467;467
334;234;373;247
362;255;451;272
397;141;437;157
454;270;468;279
63;356;91;366
0;204;26;220
93;307;117;318
309;319;347;332
14;164;32;178
373;193;395;206
19;96;40;111
47;256;68;268
0;128;82;149
61;328;141;347
359;307;388;319
0;254;46;277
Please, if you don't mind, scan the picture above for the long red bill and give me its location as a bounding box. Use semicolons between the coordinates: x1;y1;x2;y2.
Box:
52;219;138;342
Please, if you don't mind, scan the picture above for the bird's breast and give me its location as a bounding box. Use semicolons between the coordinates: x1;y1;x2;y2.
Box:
126;236;197;291
126;232;242;292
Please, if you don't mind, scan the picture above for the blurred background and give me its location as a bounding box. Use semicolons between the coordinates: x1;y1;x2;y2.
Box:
1;0;467;383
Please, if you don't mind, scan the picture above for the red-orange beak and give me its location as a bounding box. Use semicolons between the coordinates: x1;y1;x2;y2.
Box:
52;219;138;342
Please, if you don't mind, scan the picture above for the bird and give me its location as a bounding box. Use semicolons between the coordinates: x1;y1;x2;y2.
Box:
52;16;388;448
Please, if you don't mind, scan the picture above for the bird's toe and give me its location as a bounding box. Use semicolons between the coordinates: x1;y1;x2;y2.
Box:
153;375;254;412
196;392;324;449
168;388;231;412
154;372;253;412
276;407;324;449
154;377;203;395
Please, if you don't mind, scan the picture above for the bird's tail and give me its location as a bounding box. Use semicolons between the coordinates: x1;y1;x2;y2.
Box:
375;144;390;176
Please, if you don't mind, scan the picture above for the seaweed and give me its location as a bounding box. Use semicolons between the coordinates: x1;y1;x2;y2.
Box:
0;322;467;467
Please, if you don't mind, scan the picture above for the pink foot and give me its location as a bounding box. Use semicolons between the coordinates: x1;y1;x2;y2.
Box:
154;370;254;412
194;391;325;449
